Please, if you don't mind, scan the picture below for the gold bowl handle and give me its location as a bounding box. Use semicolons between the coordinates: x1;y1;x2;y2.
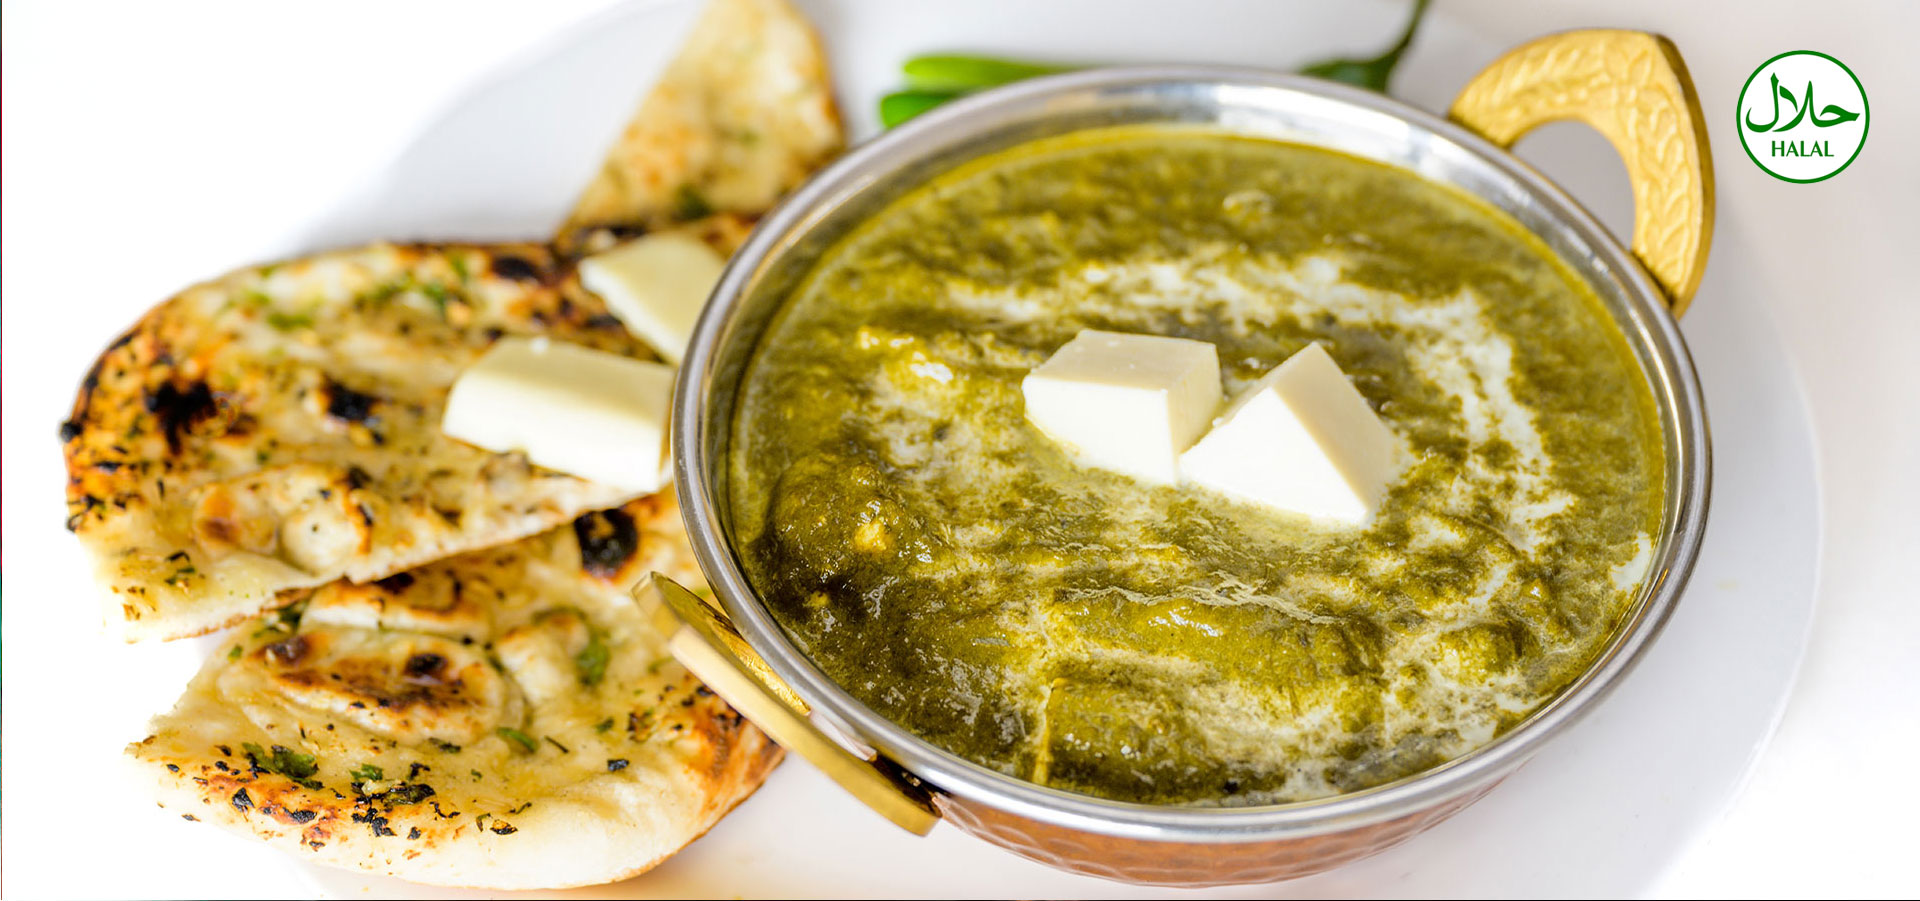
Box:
1449;29;1715;315
635;574;940;835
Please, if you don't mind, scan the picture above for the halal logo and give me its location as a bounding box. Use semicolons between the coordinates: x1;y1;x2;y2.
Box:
1737;50;1869;183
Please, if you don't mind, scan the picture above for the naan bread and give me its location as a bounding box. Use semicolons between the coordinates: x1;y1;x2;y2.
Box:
128;495;780;889
66;0;847;642
556;0;843;254
62;243;685;641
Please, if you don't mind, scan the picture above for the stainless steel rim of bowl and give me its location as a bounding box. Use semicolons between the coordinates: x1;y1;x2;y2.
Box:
672;65;1712;844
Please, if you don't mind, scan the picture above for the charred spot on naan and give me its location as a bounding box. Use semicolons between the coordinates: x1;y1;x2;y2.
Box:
247;627;519;747
574;508;641;580
301;569;493;643
557;210;760;260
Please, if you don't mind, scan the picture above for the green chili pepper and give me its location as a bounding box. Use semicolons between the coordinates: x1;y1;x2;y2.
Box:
879;89;967;129
878;0;1432;127
1299;0;1431;93
902;54;1076;91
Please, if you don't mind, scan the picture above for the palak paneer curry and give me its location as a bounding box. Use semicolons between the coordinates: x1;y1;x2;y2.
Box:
728;127;1663;806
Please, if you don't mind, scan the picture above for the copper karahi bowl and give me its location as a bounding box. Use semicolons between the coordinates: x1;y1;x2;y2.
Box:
644;29;1714;886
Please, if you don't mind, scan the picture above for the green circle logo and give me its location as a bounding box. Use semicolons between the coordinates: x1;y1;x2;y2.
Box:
1737;50;1869;183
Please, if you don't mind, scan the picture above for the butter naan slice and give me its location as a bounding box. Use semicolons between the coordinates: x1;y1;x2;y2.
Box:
62;242;705;641
128;495;778;889
556;0;843;254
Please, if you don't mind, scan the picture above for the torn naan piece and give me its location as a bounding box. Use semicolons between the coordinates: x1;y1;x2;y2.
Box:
63;243;678;641
128;495;777;889
556;0;844;255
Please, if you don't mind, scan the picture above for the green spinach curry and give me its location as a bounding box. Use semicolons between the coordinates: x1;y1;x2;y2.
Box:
729;127;1663;806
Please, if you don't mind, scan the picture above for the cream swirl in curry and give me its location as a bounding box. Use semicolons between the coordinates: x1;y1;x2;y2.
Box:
730;127;1663;805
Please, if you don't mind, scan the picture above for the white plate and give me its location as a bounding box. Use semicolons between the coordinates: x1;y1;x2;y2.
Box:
0;1;1819;897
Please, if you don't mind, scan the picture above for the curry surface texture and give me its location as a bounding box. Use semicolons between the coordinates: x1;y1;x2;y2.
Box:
730;128;1664;806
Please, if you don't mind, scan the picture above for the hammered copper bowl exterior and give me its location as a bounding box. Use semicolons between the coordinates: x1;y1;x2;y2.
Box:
933;784;1499;886
673;66;1711;887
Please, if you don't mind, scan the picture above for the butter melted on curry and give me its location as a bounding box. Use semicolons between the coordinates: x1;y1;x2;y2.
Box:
730;129;1664;806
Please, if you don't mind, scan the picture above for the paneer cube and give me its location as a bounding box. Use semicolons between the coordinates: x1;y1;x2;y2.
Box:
577;232;726;364
1179;342;1398;524
1021;330;1221;483
442;337;674;492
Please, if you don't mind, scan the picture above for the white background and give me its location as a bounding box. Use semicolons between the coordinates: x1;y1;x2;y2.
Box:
4;1;1916;897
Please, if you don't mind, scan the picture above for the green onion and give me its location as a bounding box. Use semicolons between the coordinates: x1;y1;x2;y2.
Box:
495;727;538;753
242;742;323;789
671;184;714;221
419;282;450;317
575;630;610;687
264;310;313;331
